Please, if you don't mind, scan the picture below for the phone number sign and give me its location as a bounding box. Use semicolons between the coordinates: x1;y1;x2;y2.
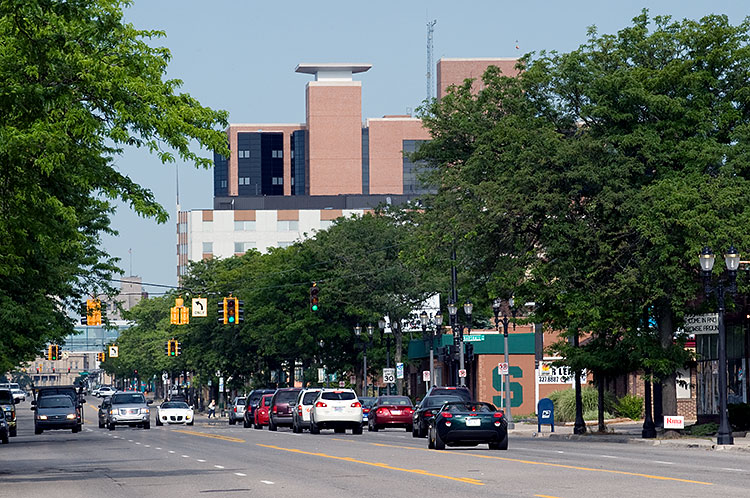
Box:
538;361;586;384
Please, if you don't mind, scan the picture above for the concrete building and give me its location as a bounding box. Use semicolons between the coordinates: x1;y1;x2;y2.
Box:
179;58;519;275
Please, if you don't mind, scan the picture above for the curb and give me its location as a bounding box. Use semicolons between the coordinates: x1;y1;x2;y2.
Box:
546;433;750;452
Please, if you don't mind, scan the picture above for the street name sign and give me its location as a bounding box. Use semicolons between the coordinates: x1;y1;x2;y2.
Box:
463;334;485;342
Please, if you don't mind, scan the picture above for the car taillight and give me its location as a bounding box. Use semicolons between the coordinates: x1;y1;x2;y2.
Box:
441;413;453;418
494;412;504;418
405;408;413;414
363;408;370;413
315;401;327;408
424;410;432;417
298;406;303;416
377;408;387;415
351;402;361;408
272;406;277;414
234;407;238;413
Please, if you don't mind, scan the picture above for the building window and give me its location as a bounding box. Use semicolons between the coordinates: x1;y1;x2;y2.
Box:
271;150;283;158
271;177;284;185
234;221;256;231
220;180;227;188
202;242;213;253
238;150;250;158
234;242;255;253
277;220;299;232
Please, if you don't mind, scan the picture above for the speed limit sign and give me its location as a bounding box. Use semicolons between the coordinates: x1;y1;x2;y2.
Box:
383;368;396;384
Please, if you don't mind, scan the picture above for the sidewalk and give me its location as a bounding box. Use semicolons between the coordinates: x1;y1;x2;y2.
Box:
509;420;750;453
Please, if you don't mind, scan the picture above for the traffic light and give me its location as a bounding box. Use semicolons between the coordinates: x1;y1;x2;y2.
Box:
226;297;236;324
97;352;105;362
237;300;244;323
82;299;102;326
80;302;88;325
176;341;182;356
48;345;59;361
165;341;170;356
168;339;177;357
310;282;319;312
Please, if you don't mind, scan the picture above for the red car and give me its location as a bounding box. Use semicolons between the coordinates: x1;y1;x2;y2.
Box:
254;394;273;429
368;395;414;432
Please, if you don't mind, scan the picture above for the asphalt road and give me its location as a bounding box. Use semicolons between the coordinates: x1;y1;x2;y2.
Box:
1;397;748;497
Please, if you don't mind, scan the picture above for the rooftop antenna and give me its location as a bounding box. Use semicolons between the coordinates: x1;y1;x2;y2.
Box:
426;19;436;102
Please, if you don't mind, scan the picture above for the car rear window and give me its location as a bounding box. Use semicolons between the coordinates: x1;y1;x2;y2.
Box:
321;391;356;401
429;387;472;400
445;402;496;413
275;391;299;403
263;396;272;406
39;396;73;408
424;395;462;408
302;392;319;404
378;396;412;406
0;390;13;404
111;393;145;404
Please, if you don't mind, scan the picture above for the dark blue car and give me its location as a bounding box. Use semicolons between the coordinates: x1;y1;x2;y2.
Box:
428;401;508;450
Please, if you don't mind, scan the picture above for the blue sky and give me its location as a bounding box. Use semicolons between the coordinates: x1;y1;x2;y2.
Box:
106;1;749;292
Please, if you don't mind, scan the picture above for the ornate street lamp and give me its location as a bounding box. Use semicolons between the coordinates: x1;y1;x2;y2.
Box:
434;311;443;387
354;324;373;397
700;246;739;445
492;297;516;429
447;301;458;386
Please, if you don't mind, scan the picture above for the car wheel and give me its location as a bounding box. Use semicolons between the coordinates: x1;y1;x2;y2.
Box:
292;422;300;433
490;434;508;450
1;432;8;444
268;420;277;431
254;422;262;429
99;420;105;429
143;421;150;429
9;426;16;437
434;426;445;450
352;425;363;435
243;418;250;428
229;418;235;425
370;422;378;432
310;419;320;434
406;424;413;433
427;425;435;449
156;418;163;426
108;422;115;431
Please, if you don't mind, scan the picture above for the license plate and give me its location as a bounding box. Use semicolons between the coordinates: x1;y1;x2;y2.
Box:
391;410;401;415
466;418;481;426
334;407;343;412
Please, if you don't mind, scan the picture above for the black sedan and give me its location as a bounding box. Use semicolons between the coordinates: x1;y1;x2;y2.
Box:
412;394;462;438
34;395;81;434
428;401;507;450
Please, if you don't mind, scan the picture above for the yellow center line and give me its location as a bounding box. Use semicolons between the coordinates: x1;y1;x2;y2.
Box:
257;443;483;486
367;442;712;486
172;429;246;443
535;495;562;498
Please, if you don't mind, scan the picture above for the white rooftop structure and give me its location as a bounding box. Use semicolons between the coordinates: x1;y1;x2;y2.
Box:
295;63;372;81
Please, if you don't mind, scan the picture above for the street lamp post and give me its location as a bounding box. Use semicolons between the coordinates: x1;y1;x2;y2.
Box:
354;324;374;397
433;312;443;387
447;301;458;386
461;301;473;387
700;246;739;445
383;319;393;395
420;311;431;389
493;297;516;430
318;339;327;388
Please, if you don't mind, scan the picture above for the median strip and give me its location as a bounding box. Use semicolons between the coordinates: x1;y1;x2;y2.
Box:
257;443;483;486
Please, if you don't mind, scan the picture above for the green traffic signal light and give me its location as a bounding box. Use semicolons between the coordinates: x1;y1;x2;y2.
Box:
227;298;236;323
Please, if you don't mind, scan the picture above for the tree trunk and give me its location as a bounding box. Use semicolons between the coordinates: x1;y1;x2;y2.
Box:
657;304;677;418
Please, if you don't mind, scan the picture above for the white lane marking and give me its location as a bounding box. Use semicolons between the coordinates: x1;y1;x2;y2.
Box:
722;468;745;472
556;450;564;453
145;445;150;448
214;465;225;469
197;459;206;463
653;461;674;465
182;455;190;458
135;442;141;445
128;439;134;442
169;450;176;454
234;473;247;477
155;447;161;450
261;481;274;485
599;455;617;459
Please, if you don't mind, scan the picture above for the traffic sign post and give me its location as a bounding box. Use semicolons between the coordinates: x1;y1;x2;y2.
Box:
191;298;208;317
422;370;430;382
497;362;509;375
458;369;467;378
383;368;395;384
396;362;404;380
108;346;119;358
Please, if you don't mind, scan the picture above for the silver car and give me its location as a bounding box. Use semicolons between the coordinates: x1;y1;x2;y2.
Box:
228;396;246;425
292;388;322;433
106;392;152;430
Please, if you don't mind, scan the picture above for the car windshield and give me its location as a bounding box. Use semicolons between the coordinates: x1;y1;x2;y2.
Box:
424;395;462;408
263;396;272;406
162;402;189;409
302;392;320;404
321;391;356;401
275;391;299;403
111;393;146;404
444;402;496;413
359;397;376;407
0;390;14;404
39;396;73;409
377;396;412;406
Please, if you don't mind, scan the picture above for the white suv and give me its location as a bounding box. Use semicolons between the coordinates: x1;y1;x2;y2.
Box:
309;388;362;435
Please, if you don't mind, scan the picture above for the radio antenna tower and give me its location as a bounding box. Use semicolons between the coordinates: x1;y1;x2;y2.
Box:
426;19;436;101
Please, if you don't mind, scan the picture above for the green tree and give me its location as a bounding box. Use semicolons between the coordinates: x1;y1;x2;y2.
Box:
0;0;229;371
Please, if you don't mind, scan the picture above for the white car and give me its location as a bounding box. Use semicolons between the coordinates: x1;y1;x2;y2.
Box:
309;388;362;434
156;400;194;426
94;386;116;397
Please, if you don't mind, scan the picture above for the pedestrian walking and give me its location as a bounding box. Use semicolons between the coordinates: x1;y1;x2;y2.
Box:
208;399;216;419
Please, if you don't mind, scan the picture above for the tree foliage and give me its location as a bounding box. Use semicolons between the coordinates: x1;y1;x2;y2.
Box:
0;0;228;371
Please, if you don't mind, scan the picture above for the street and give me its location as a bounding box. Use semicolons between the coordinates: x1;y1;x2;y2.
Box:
1;398;748;497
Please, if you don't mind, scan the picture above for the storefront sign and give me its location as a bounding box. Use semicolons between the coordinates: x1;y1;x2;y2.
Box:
538;361;586;384
684;313;719;335
664;415;684;429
